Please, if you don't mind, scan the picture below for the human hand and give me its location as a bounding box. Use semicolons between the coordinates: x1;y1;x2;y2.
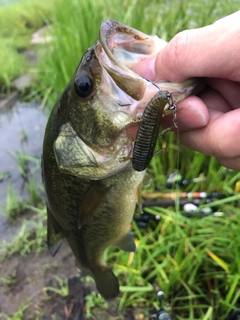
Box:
156;11;240;170
137;11;240;170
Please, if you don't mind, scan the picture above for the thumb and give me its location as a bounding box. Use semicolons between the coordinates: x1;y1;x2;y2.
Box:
155;12;240;82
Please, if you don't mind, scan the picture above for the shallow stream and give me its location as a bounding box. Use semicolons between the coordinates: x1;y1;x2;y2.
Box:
0;102;47;245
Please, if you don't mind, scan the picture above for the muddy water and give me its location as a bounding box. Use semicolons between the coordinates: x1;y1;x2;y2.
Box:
0;102;47;245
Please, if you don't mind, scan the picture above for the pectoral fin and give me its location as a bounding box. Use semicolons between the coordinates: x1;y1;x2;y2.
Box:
47;207;64;256
115;230;136;252
78;182;110;228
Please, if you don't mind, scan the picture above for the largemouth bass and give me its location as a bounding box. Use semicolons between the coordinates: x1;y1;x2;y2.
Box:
42;19;200;300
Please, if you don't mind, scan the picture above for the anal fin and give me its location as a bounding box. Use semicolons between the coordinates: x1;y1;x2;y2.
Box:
47;207;64;256
115;230;136;252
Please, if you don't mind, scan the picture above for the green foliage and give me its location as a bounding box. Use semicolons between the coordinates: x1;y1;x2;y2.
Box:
0;270;17;290
0;37;28;89
85;290;109;318
1;0;240;319
12;152;44;205
0;0;55;90
4;184;27;222
0;303;29;320
43;276;69;297
3;153;44;223
34;0;240;318
113;132;240;319
0;206;47;259
36;0;239;108
0;0;53;38
100;202;240;319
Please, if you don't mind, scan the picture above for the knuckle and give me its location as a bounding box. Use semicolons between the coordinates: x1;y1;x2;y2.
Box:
164;30;190;79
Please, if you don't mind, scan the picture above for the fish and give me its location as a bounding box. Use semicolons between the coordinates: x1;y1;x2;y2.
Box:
42;19;200;300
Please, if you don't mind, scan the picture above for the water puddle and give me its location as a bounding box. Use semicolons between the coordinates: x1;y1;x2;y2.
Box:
0;101;47;245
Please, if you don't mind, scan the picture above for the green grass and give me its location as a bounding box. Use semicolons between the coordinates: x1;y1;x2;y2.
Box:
1;0;240;319
4;183;28;222
1;205;47;259
36;0;239;108
0;270;17;290
0;303;30;320
3;153;44;223
0;37;28;90
110;138;240;319
125;210;240;319
34;0;240;318
0;0;55;91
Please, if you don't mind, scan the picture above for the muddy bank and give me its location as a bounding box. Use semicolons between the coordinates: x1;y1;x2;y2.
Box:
0;242;138;319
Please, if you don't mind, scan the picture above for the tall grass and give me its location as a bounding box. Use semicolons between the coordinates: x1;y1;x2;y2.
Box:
36;0;239;107
113;208;240;319
0;0;55;90
33;0;240;319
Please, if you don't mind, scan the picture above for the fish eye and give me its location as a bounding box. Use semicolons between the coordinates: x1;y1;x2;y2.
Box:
74;75;93;98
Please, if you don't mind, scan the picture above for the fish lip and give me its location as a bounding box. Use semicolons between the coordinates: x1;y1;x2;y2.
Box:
99;19;147;79
99;19;134;74
97;20;157;101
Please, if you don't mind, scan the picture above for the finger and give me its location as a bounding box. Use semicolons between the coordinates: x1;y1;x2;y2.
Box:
207;78;240;110
155;14;240;82
176;96;208;130
162;96;208;130
179;108;240;158
164;87;231;130
216;155;240;171
199;87;231;113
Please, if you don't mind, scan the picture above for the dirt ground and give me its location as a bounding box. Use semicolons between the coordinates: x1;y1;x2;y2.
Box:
0;242;138;320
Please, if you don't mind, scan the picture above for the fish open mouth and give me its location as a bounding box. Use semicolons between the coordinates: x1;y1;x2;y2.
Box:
99;19;167;80
95;19;168;101
97;19;202;105
94;19;170;108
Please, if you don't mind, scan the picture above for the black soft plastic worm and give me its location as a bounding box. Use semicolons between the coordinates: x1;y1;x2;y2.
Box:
132;90;174;172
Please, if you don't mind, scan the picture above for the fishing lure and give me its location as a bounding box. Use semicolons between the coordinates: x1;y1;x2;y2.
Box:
132;89;176;172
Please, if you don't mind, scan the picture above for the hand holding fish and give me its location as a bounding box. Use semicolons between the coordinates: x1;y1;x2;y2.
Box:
152;11;240;170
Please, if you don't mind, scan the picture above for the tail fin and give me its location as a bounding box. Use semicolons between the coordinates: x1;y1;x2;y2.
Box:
93;266;120;300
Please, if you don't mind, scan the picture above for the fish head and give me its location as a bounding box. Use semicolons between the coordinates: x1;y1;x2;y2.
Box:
54;20;201;180
67;20;168;145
